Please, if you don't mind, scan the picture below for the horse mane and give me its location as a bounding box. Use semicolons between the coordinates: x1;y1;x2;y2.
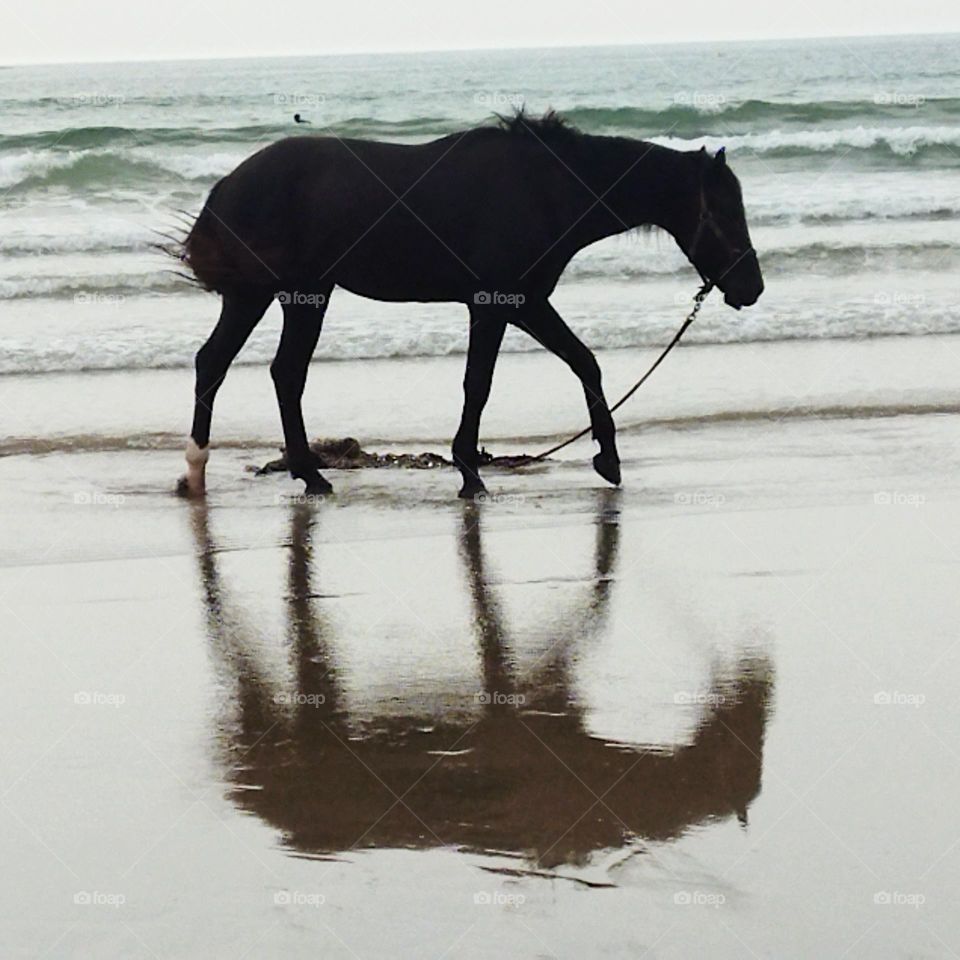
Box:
493;107;655;235
495;108;582;147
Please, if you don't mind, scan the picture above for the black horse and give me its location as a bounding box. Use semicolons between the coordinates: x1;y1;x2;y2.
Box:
178;111;764;499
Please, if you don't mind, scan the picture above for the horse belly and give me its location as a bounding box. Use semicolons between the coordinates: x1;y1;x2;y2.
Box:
330;227;475;303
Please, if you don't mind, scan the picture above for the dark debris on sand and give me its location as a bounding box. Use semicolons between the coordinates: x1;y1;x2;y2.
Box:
253;438;538;475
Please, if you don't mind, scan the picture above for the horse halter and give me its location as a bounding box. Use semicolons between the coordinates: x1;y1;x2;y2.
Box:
688;172;757;288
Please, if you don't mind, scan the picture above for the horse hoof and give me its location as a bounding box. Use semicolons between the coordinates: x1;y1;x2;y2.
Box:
458;480;487;500
175;474;205;498
303;477;334;497
290;463;333;496
592;452;621;486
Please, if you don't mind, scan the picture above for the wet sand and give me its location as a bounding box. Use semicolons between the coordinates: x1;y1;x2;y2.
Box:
2;340;960;957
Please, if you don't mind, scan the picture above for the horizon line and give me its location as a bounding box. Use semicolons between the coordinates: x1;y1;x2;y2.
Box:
2;29;955;69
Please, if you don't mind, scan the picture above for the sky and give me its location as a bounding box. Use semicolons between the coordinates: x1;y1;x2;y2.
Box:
1;0;957;64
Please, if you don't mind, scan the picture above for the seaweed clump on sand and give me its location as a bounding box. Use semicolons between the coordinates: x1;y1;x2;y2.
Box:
254;438;537;475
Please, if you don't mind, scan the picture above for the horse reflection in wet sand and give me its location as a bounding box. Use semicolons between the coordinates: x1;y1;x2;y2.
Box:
191;498;773;871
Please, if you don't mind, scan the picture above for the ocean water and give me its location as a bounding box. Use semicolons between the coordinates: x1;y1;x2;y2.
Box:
1;34;959;376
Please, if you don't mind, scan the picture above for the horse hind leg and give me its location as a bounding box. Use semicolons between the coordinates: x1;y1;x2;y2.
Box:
177;288;274;497
452;306;507;499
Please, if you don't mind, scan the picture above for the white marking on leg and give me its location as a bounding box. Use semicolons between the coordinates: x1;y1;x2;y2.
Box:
184;438;209;495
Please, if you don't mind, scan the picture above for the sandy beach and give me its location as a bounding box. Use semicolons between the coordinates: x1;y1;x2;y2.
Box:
3;333;960;958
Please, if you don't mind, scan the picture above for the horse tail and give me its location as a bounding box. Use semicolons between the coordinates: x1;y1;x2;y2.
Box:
178;177;284;294
179;179;230;293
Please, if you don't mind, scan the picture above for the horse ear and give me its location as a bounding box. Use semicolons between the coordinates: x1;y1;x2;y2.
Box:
715;147;727;167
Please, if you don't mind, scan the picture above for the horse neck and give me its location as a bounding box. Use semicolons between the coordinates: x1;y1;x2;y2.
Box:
562;137;695;248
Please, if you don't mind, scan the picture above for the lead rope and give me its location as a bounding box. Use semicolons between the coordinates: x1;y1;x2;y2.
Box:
526;281;714;463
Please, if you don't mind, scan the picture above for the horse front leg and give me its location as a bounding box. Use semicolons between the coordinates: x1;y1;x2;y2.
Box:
271;287;332;495
452;306;507;499
515;299;620;486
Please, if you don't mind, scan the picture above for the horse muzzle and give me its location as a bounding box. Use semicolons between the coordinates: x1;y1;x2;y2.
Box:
723;276;764;310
